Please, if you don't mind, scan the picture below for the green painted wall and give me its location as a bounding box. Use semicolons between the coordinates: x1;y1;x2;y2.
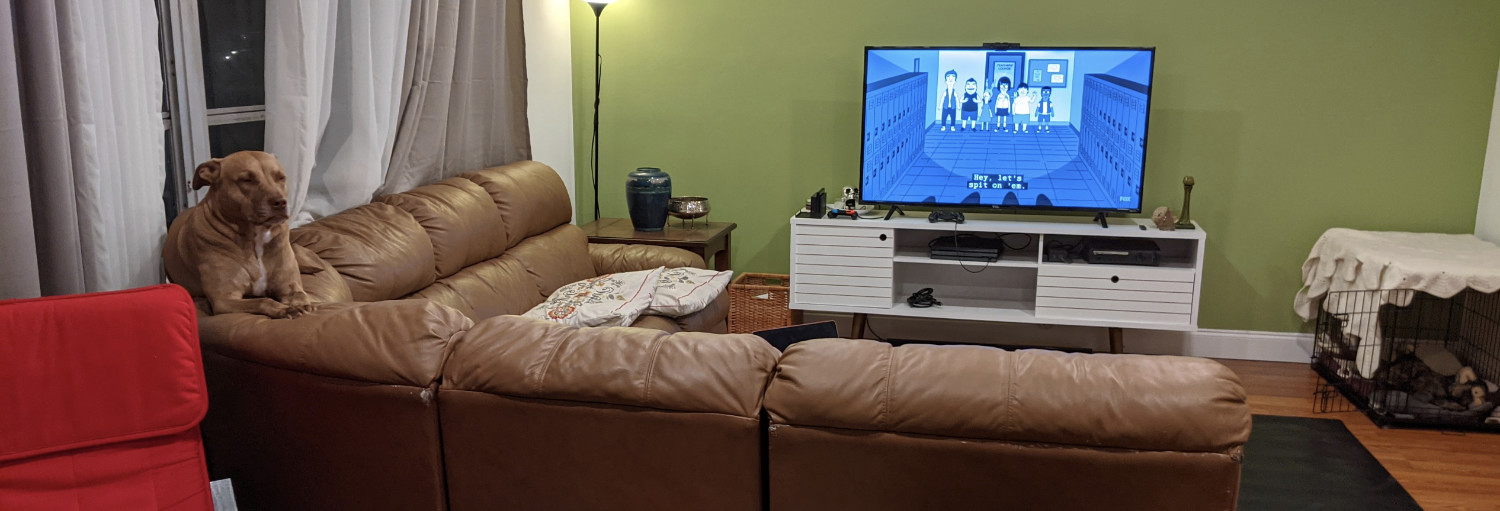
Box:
570;0;1500;333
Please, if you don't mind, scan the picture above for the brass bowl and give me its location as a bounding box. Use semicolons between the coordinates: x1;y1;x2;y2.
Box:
667;196;710;220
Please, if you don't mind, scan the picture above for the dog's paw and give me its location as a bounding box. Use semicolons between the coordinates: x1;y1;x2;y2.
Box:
264;303;296;319
281;294;313;319
284;304;312;319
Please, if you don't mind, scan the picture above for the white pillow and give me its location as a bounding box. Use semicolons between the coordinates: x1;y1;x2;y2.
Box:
647;268;733;317
523;267;664;328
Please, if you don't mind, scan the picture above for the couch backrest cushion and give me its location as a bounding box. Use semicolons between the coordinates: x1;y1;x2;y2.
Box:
291;202;436;302
377;177;509;279
504;224;596;296
407;253;545;321
442;315;780;418
460;161;573;249
293;244;353;304
764;339;1252;454
0;285;206;463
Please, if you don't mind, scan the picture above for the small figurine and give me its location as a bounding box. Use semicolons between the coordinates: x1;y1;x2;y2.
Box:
1175;176;1196;230
1152;206;1177;231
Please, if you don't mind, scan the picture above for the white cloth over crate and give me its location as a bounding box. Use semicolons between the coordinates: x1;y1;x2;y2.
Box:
1293;228;1500;378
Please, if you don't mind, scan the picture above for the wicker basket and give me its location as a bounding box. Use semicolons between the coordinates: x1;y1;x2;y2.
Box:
728;273;792;334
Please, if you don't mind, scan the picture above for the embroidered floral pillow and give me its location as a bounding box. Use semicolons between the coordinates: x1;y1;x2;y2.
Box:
647;268;733;317
523;267;664;328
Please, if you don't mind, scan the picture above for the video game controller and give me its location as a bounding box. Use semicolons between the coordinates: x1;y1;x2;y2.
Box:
827;208;860;220
928;210;965;223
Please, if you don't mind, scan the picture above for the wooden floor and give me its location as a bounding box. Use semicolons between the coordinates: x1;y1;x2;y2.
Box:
1218;359;1500;511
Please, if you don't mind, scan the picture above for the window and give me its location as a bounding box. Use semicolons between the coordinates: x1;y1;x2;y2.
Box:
158;0;267;219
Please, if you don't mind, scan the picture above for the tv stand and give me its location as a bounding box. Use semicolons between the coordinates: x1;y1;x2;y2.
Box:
789;213;1206;353
1093;211;1109;228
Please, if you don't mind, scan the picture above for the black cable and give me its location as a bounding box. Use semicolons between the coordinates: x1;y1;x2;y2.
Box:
864;319;887;341
907;288;942;308
954;221;986;273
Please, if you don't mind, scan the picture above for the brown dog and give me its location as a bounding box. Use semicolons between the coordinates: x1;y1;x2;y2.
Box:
163;151;312;318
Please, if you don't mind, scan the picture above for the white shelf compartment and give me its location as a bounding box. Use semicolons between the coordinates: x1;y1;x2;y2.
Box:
893;248;1038;268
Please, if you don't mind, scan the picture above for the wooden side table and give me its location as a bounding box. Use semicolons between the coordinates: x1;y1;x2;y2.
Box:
580;218;736;271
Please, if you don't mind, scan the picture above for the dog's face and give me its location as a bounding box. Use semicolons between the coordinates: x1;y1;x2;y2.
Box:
193;151;289;225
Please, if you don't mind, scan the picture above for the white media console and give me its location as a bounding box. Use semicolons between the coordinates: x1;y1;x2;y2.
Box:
788;214;1206;353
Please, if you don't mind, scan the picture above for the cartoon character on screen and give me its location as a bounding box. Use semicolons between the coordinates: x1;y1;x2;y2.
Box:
1012;82;1036;133
1035;86;1054;133
980;78;993;131
960;78;981;131
938;70;958;132
991;77;1012;133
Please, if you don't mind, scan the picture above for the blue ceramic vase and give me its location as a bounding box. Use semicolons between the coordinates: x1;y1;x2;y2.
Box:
625;167;671;231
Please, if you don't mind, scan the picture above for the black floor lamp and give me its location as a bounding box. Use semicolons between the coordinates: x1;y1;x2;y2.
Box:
585;0;618;221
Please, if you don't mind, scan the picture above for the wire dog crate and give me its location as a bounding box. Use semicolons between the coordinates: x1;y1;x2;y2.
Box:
1312;289;1500;432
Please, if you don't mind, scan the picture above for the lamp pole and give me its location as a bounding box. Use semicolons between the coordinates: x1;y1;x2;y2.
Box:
589;1;609;221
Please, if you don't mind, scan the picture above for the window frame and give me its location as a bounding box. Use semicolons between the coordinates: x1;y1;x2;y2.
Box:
158;0;267;213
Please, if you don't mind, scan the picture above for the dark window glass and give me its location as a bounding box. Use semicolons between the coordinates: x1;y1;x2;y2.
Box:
208;121;265;157
163;129;178;224
197;0;265;108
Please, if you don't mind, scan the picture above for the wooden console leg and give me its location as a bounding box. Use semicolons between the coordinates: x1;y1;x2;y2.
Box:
1108;327;1124;354
850;313;869;340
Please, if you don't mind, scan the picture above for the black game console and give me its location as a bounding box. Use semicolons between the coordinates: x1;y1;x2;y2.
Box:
795;188;827;219
928;210;965;223
1082;238;1162;266
928;234;1007;262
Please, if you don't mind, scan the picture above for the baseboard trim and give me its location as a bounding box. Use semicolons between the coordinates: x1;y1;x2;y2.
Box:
802;312;1314;363
1125;328;1314;363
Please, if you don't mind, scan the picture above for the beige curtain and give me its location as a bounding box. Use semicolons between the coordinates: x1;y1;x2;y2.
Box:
0;0;165;299
380;0;530;195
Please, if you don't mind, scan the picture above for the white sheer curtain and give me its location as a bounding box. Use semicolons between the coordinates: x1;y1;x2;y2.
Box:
380;0;531;195
265;0;409;226
0;0;165;299
267;0;529;226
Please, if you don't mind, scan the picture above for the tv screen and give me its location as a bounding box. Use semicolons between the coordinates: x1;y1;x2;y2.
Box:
859;46;1155;213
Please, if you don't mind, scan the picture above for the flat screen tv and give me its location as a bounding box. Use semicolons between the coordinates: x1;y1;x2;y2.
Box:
858;46;1156;213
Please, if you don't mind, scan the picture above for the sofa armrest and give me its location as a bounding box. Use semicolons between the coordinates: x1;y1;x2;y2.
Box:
588;243;706;275
442;315;778;417
764;338;1250;454
197;300;472;388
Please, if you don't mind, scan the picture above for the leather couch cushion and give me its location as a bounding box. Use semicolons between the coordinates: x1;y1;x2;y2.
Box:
460;161;573;248
588;243;705;274
291;203;436;302
506;224;595;296
378;177;509;279
293;244;352;304
443;316;779;418
198;300;472;388
630;315;682;333
672;291;729;333
407;253;544;321
765;339;1251;454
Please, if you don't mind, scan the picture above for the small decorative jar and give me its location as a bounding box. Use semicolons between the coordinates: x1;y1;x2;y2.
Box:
625;167;672;232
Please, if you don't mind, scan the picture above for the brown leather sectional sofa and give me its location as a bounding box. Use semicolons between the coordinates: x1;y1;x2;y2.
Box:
191;161;1251;510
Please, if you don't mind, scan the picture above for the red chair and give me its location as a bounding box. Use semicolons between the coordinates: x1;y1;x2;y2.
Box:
1;284;213;510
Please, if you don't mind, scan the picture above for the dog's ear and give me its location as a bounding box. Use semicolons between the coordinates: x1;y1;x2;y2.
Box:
192;158;223;190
